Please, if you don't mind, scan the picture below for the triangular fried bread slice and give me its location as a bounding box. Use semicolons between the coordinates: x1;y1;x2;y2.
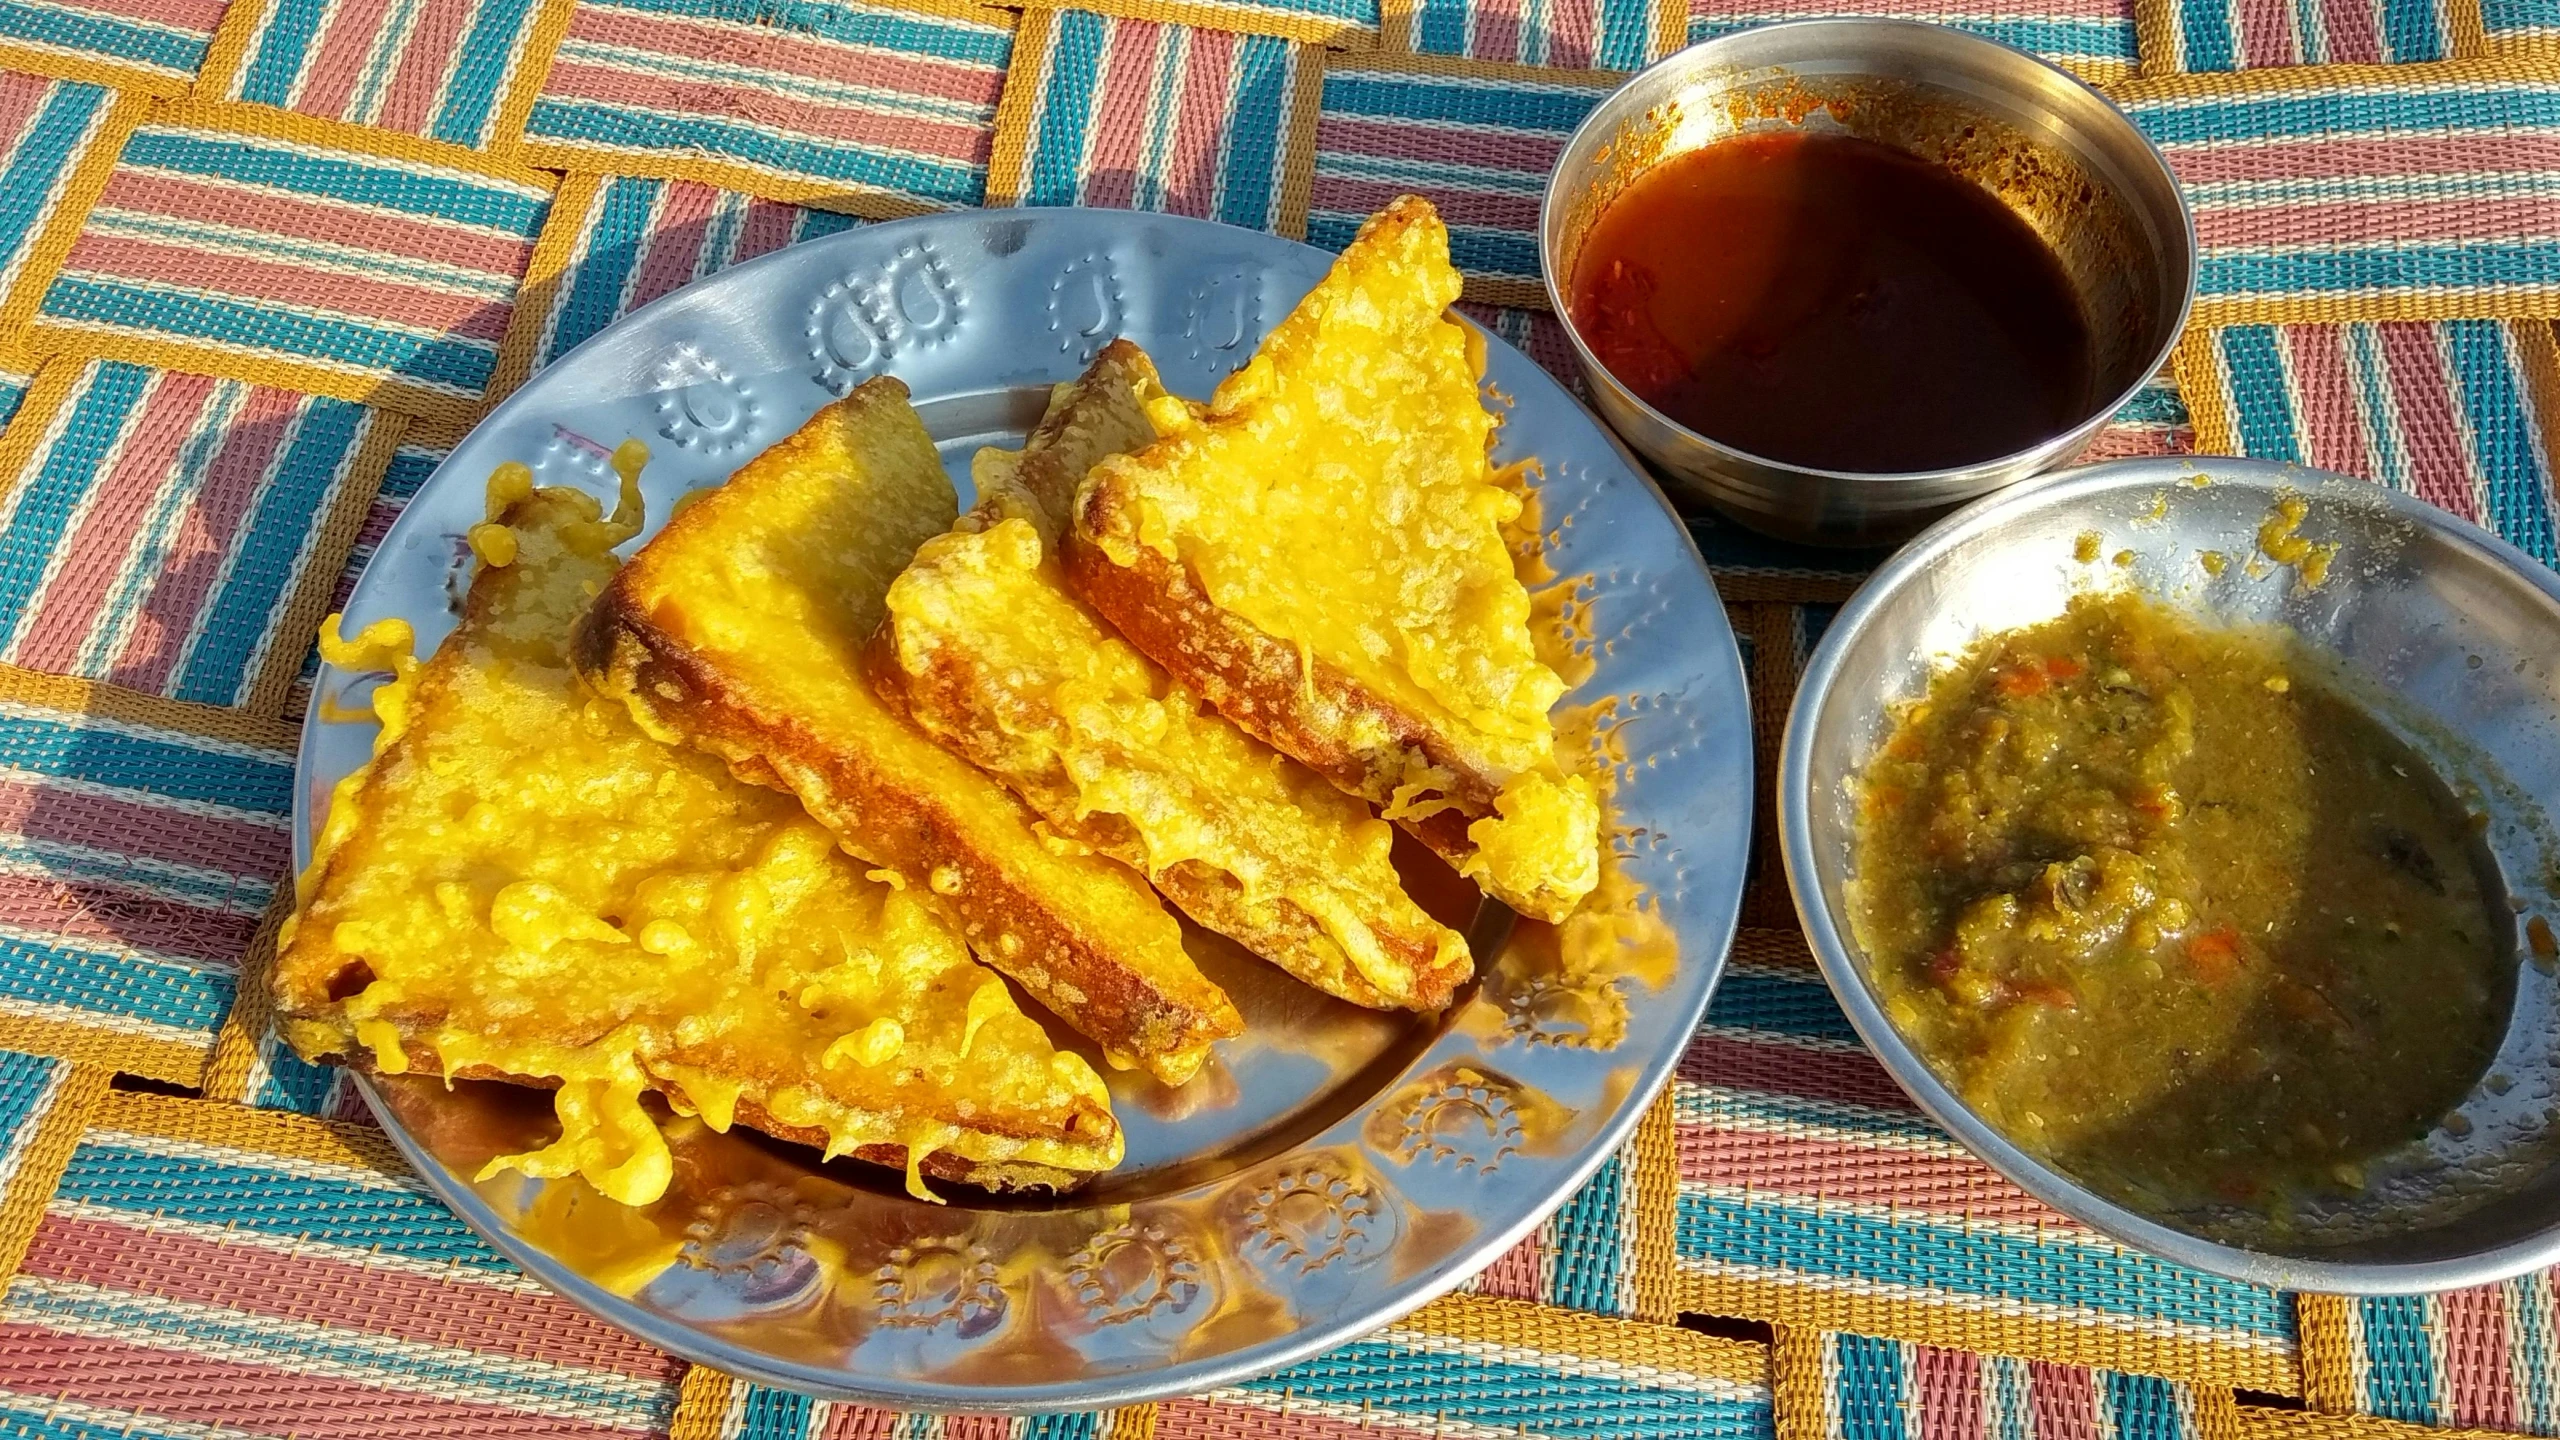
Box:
1067;196;1601;922
872;340;1473;1011
575;377;1242;1084
277;469;1121;1207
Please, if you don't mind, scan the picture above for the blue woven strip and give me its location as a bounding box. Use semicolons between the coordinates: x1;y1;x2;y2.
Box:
2357;1294;2441;1423
1834;1334;1906;1440
1677;1192;2296;1336
57;1139;514;1269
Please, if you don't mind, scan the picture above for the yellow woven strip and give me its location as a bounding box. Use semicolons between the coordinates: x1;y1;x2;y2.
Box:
1627;1086;1683;1325
482;0;581;161
93;1087;407;1174
18;323;491;430
1272;41;1325;242
2108;53;2556;101
1376;0;1415;52
2193;293;2560;328
981;8;1056;210
483;170;603;409
1105;1405;1158;1440
0;1016;202;1085
2130;0;2182;78
0;661;299;750
1769;1325;1832;1440
2197;1389;2250;1440
2229;1403;2554;1440
512;142;957;220
0;41;193;96
0;1063;108;1284
1403;1291;1771;1387
666;1366;738;1440
2513;321;2560;489
198;886;296;1106
0;91;144;342
2069;58;2139;86
1649;0;1685;64
2173;325;2240;457
192;0;273;97
2447;0;2491;56
1678;1269;2302;1395
1462;277;1550;310
2494;34;2560;58
145;98;562;189
2295;1294;2364;1414
245;407;406;716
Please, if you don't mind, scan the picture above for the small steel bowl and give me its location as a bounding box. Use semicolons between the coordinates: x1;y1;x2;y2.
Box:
1780;457;2560;1293
1539;20;2197;548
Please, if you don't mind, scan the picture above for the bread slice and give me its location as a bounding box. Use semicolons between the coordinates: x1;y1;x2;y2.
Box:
1067;196;1601;922
276;470;1122;1207
574;377;1241;1084
872;341;1474;1012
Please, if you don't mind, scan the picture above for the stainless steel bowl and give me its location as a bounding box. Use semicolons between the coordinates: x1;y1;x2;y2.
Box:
1539;21;2197;548
1781;457;2560;1293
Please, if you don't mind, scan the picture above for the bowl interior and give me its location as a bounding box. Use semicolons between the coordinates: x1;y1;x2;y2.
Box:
1795;461;2560;1280
1548;24;2192;458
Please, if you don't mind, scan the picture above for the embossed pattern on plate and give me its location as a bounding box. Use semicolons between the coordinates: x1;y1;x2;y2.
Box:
296;210;1752;1410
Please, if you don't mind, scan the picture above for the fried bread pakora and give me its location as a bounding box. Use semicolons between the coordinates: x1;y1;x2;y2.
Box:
1067;197;1601;922
574;377;1242;1085
275;469;1122;1208
872;342;1474;1012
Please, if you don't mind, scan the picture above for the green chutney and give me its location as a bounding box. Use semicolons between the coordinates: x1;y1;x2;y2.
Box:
1850;590;2514;1218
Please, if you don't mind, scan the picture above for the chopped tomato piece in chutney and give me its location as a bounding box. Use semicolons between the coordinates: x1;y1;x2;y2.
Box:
1847;589;2512;1229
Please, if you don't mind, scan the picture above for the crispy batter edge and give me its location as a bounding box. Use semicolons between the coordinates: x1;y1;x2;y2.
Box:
865;622;1470;1012
304;1046;1106;1192
1061;514;1488;870
570;586;1238;1084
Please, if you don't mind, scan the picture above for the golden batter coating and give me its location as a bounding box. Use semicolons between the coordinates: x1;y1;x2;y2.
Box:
574;378;1241;1084
1068;197;1600;922
874;342;1474;1012
276;469;1121;1208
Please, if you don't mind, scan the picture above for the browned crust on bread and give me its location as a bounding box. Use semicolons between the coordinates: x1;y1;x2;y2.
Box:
865;624;1468;1012
1062;518;1489;877
297;1042;1099;1193
572;587;1237;1083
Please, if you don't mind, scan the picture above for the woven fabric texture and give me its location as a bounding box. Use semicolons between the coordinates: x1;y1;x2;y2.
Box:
0;0;2541;1430
1773;1328;2208;1440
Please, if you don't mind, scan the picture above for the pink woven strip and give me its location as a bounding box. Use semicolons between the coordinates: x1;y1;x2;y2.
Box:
378;0;478;133
0;874;258;965
106;384;307;694
7;371;213;677
2375;320;2484;523
19;1212;684;1381
1915;1346;1988;1440
0;1328;654;1440
97;169;537;273
301;0;406;122
2439;1287;2518;1432
2279;323;2374;478
629;179;722;313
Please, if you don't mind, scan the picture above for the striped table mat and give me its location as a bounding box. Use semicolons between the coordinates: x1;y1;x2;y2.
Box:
0;0;2547;1428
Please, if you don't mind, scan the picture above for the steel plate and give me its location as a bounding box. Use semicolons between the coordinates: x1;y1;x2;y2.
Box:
292;209;1752;1409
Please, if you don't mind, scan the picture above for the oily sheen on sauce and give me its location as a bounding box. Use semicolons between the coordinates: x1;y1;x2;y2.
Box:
1568;131;2096;474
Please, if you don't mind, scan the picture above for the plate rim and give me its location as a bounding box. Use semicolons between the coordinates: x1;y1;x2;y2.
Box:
296;205;1754;1409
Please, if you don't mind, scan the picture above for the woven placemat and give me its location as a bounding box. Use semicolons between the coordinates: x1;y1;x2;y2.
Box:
0;0;2550;1430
